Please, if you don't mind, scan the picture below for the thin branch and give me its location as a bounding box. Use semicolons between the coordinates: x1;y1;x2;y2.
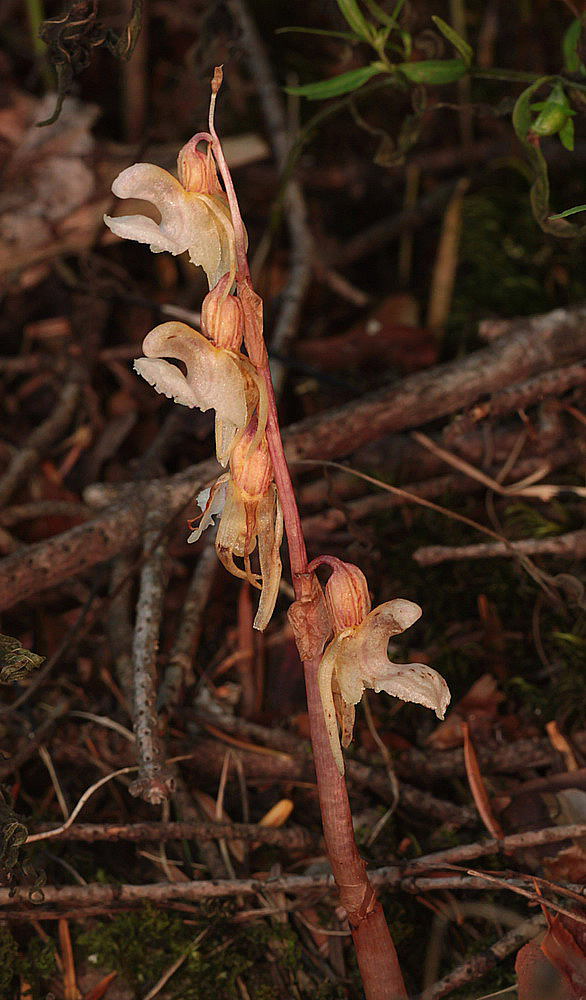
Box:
158;530;218;716
2;869;583;912
0;366;84;507
129;507;175;804
421;912;545;1000
31;819;315;849
414;529;586;566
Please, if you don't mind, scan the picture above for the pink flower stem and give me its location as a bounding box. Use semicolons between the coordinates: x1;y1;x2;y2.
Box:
203;81;408;999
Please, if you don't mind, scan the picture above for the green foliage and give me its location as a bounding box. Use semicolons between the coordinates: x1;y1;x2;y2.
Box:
0;926;18;996
563;18;586;73
503;503;565;540
550;626;586;725
287;64;383;100
431;16;472;66
447;174;586;342
0;926;56;1000
282;3;586;234
19;938;56;1000
77;903;302;999
397;57;467;84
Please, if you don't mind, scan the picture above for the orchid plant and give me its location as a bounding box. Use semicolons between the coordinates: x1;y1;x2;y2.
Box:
104;67;450;1000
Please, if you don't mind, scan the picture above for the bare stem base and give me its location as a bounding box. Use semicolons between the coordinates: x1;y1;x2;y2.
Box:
304;655;408;1000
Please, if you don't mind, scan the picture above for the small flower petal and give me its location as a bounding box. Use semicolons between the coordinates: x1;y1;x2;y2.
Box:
253;484;284;631
317;634;350;776
336;600;450;720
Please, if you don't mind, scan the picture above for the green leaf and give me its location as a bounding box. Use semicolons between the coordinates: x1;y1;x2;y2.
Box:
363;0;403;28
562;18;583;73
530;81;574;137
276;26;358;42
285;64;382;100
512;76;551;140
374;24;392;50
559;117;575;150
335;0;374;42
397;58;467;84
549;203;586;219
431;16;473;67
512;77;581;236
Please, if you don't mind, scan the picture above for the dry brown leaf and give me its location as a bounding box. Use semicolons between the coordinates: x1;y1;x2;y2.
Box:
193;789;245;864
258;799;294;827
462;720;504;839
428;673;504;749
82;971;118;1000
59;918;81;1000
546;721;579;771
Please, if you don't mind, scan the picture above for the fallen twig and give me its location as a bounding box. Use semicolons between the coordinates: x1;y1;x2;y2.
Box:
129;507;174;804
159;532;218;716
3;302;585;610
421;912;545;1000
32;819;315;849
0;364;84;508
414;529;586;566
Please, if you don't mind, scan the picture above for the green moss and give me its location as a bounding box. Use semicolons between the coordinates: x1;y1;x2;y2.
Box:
448;170;586;351
19;938;56;1000
0;925;18;996
0;926;56;1000
77;903;305;999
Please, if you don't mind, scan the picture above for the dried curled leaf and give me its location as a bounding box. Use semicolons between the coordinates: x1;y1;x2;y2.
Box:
0;634;45;684
0;787;45;901
287;575;332;661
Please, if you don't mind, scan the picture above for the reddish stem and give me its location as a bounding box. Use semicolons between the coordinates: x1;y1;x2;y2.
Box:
202;79;408;1000
304;653;408;1000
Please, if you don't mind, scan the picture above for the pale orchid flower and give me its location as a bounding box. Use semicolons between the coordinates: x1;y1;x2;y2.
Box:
104;145;238;289
189;424;283;631
313;559;450;775
133;321;267;466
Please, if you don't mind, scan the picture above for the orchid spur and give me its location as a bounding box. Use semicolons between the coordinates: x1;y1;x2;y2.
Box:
312;558;450;775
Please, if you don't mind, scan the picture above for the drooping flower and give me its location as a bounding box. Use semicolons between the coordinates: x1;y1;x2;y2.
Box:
189;422;283;631
104;144;238;289
313;558;450;775
133;320;267;466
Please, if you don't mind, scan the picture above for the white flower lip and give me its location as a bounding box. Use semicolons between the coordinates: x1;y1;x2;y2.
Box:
133;321;255;466
104;162;235;289
318;598;451;775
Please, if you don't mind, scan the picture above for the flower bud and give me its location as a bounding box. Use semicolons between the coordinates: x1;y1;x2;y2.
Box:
201;278;244;351
324;560;371;633
231;419;272;502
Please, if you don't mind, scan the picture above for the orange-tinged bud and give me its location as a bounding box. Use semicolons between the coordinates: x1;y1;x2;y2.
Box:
231;419;272;502
320;558;372;633
177;144;223;195
201;278;244;351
